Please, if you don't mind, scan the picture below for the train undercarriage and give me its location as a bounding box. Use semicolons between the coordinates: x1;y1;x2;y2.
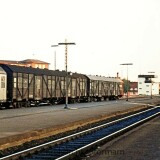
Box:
0;95;121;109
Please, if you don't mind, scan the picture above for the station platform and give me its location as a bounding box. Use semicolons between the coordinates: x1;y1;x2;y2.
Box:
0;97;160;150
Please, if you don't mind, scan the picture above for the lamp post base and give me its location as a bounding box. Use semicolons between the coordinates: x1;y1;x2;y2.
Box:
64;104;68;109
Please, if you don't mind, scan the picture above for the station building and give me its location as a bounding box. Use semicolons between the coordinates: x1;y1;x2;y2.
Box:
0;59;50;69
138;75;159;96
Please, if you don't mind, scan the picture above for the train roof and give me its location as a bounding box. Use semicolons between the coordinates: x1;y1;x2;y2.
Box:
86;75;123;83
0;64;86;78
0;66;6;74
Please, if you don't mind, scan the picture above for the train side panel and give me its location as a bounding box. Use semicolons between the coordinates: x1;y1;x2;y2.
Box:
0;74;7;101
0;67;7;108
86;75;123;101
67;73;88;103
0;64;124;108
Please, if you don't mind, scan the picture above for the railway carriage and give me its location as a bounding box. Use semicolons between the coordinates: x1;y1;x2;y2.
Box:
0;64;88;108
86;75;123;101
0;64;123;109
0;66;7;108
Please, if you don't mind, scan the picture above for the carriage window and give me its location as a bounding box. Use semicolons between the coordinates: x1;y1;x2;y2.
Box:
14;77;17;88
1;76;5;88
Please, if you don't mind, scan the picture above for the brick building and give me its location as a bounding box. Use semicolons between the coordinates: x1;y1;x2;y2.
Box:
0;59;50;69
128;82;138;96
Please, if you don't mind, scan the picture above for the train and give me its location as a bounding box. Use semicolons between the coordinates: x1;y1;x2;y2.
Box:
0;64;123;109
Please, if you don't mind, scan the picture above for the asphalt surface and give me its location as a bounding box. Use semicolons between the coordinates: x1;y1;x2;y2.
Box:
0;100;147;138
0;96;160;150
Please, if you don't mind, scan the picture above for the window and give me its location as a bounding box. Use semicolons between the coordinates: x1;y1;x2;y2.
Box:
1;76;5;88
13;73;17;88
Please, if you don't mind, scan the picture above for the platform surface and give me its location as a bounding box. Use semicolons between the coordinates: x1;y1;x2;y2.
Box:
0;97;160;149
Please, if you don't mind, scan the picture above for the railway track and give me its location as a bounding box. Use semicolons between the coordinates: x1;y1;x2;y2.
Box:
1;106;159;160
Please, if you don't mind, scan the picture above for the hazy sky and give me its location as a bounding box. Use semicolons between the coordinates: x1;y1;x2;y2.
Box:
0;0;160;81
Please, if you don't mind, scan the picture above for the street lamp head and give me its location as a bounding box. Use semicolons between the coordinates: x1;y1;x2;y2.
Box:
120;63;133;65
120;62;133;102
51;45;59;47
58;42;76;45
148;71;155;74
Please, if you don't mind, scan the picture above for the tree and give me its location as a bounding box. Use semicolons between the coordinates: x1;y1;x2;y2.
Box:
122;79;130;94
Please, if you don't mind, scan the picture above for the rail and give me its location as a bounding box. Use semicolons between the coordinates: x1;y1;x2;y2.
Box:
0;106;159;160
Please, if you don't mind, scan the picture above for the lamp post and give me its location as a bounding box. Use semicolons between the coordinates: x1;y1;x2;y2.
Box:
51;45;59;70
120;63;133;101
58;39;76;109
148;72;155;99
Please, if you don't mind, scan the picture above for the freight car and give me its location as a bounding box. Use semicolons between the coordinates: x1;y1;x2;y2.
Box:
0;64;123;109
0;67;7;109
86;75;123;101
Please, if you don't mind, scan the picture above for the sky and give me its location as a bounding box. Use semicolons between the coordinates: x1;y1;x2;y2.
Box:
0;0;160;81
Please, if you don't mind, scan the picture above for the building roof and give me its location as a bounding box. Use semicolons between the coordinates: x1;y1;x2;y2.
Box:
0;60;20;64
0;64;86;78
0;59;50;64
138;75;157;78
86;75;123;83
20;59;49;64
0;66;6;74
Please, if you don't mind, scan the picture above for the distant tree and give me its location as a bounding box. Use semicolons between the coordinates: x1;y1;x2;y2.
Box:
122;79;130;93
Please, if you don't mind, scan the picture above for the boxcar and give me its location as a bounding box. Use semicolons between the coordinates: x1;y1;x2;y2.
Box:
86;75;123;101
0;64;88;107
0;66;7;109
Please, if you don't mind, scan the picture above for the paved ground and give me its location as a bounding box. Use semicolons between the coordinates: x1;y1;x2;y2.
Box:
0;101;136;137
85;116;160;160
0;96;160;150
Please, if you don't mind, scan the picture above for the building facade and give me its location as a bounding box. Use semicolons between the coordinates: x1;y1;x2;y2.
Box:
128;82;138;96
138;75;159;96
